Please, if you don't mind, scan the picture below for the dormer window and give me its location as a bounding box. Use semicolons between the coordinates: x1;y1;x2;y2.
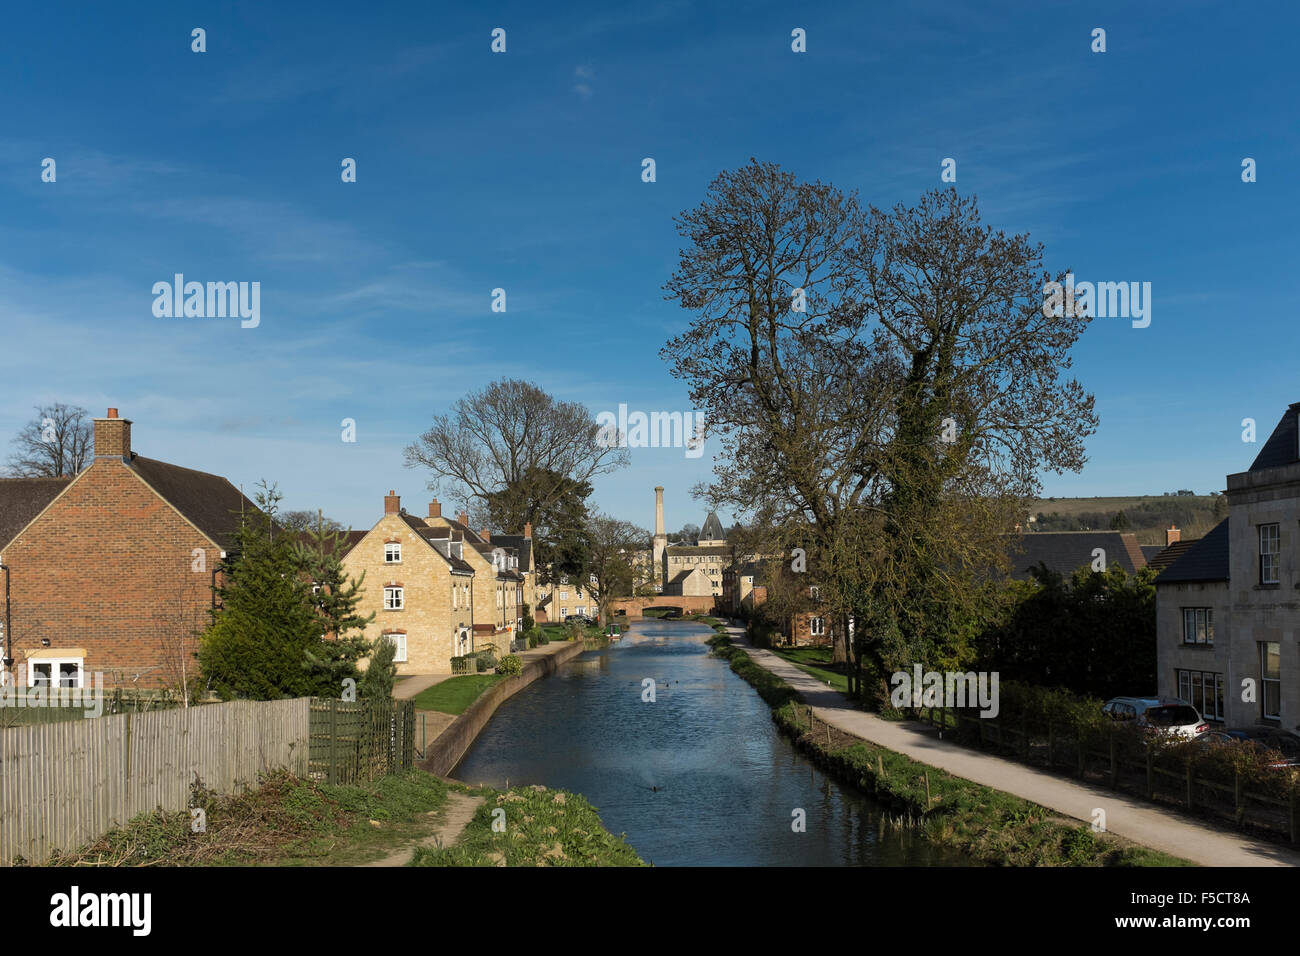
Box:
385;542;402;564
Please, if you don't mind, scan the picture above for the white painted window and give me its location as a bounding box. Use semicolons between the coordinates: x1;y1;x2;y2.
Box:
1181;608;1213;645
28;657;84;688
384;587;404;610
810;617;825;637
1260;524;1280;584
384;633;407;663
385;542;402;563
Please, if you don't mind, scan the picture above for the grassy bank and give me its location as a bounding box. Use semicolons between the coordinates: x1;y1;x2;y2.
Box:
771;645;850;694
411;784;645;867
706;634;1188;867
412;675;504;715
38;768;641;867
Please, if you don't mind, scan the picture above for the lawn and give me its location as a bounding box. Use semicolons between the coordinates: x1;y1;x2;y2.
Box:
771;645;850;694
411;675;504;715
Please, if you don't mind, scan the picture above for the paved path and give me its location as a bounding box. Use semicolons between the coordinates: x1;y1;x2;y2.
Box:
359;792;484;867
722;625;1300;867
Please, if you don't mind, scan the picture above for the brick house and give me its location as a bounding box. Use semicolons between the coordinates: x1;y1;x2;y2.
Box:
0;408;255;690
340;491;478;675
1156;402;1300;727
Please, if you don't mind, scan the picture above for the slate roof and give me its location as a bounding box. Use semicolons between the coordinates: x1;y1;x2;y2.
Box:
399;513;476;573
1007;531;1147;580
492;533;532;571
666;544;733;556
1156;519;1230;583
0;476;72;551
129;456;259;551
1249;403;1300;472
700;511;726;541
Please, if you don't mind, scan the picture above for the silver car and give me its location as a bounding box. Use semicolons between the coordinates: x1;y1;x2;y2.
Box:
1102;696;1209;739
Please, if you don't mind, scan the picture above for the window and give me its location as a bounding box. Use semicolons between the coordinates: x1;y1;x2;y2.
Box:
810;617;825;636
1181;608;1214;645
560;607;567;617
384;587;404;610
385;542;402;564
28;658;84;688
810;586;821;600
1260;524;1280;584
1177;669;1224;721
384;633;407;663
560;591;569;600
1261;642;1281;720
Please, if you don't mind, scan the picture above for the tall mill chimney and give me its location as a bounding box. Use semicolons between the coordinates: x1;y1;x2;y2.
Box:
655;486;665;537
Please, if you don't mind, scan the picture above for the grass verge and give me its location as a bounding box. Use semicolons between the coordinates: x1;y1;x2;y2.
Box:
41;768;452;867
412;674;504;715
771;645;851;694
707;633;1188;867
410;784;646;867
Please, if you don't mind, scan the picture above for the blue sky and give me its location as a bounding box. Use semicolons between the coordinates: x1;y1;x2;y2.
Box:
1;0;1296;534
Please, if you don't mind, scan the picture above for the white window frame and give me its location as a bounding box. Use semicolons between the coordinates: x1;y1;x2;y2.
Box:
384;633;408;663
27;657;84;689
1181;607;1214;646
810;617;825;637
385;542;402;564
384;587;404;610
1260;523;1280;584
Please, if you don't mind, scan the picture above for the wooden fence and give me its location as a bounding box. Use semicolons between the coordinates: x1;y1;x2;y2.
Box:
0;697;310;865
307;698;416;785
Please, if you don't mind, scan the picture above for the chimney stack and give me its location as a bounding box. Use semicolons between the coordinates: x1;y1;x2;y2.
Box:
384;490;400;514
1166;525;1181;546
93;408;132;461
655;486;665;537
428;498;441;519
480;528;491;543
524;521;533;539
457;510;469;527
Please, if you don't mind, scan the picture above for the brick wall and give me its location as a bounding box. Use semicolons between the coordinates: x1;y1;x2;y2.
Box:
1;460;218;690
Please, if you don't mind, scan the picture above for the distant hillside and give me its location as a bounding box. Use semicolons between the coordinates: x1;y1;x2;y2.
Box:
1029;495;1225;546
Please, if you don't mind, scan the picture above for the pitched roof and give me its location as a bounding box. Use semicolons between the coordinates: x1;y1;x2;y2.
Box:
0;476;73;550
1008;531;1147;580
129;456;259;551
399;513;476;573
700;511;726;541
1249;403;1300;472
1156;519;1230;583
1146;539;1198;575
492;533;532;571
666;544;733;556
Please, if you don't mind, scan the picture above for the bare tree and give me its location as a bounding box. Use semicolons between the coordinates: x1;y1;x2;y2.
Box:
403;379;629;531
584;513;653;621
6;403;93;477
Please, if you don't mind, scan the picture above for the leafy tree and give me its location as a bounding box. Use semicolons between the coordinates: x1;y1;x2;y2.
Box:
662;162;1097;700
1109;510;1129;530
584;512;653;621
484;467;591;585
358;636;398;700
6;403;93;477
279;509;346;533
199;483;368;699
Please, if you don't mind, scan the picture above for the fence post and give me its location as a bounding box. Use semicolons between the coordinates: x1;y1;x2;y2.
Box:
1146;748;1154;799
924;771;931;809
1109;729;1118;789
328;699;338;785
1234;769;1242;823
1185;759;1193;809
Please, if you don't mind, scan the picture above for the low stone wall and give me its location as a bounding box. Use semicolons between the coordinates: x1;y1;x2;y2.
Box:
608;595;720;618
419;640;587;778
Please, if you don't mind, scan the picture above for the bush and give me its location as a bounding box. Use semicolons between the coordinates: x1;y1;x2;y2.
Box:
527;634;539;649
475;652;497;673
497;655;523;677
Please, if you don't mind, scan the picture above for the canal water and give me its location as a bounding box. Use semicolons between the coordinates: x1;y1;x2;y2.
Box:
453;619;967;866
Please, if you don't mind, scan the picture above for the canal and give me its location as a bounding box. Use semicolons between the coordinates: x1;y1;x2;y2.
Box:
453;619;967;866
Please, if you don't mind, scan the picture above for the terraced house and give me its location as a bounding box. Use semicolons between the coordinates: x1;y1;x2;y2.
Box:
0;408;255;690
341;491;478;675
1156;402;1300;727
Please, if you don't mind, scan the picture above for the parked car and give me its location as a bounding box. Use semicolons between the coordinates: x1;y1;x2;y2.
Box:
1195;726;1300;768
1102;696;1208;738
564;614;595;626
